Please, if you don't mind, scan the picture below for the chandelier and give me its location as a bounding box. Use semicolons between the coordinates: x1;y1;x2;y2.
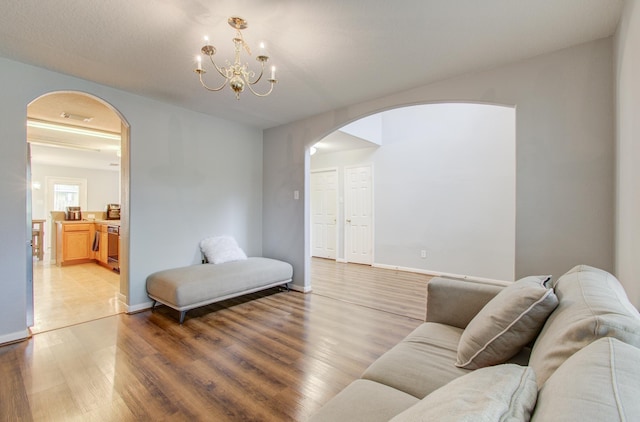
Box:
194;17;277;100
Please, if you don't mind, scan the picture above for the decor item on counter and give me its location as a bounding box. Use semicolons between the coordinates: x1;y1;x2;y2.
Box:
199;235;247;265
65;206;81;220
194;17;277;100
106;203;120;220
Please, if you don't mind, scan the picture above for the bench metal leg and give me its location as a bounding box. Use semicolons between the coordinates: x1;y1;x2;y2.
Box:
151;300;157;311
179;311;186;324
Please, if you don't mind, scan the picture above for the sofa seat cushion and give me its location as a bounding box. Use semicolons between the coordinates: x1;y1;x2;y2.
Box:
362;323;471;398
532;337;640;421
391;364;537;422
308;379;419;422
529;265;640;387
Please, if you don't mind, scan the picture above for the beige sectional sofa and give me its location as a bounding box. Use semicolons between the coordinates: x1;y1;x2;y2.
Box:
309;265;640;421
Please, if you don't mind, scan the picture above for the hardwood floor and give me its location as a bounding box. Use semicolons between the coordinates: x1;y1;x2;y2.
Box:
31;259;125;334
2;259;428;421
310;258;431;320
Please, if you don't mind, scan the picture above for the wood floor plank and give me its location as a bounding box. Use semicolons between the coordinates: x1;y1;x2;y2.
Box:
2;259;425;421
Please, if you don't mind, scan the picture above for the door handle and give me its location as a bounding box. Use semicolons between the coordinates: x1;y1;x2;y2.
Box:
346;219;351;223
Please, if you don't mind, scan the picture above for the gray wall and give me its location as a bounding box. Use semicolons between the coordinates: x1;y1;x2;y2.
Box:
264;38;615;292
615;0;640;308
311;103;516;281
0;57;262;343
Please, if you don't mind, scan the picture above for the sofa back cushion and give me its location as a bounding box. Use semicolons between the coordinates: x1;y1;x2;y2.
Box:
529;265;640;387
532;337;640;421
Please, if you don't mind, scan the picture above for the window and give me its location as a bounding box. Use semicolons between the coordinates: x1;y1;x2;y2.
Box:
53;183;80;211
45;176;88;213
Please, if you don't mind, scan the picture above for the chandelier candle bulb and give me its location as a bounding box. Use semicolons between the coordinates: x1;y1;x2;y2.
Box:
196;56;202;71
271;66;276;80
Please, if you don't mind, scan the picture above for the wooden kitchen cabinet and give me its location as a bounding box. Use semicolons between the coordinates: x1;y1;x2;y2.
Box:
56;223;95;266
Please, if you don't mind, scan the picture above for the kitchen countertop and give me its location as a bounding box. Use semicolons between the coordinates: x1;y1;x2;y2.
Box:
58;219;121;226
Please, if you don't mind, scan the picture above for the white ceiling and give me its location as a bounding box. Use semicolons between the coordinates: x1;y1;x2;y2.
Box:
0;0;624;131
313;130;379;156
27;92;122;171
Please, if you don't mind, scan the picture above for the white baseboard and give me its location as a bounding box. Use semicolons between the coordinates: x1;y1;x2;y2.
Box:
0;329;30;346
372;263;510;286
335;258;347;263
126;301;154;313
290;284;312;293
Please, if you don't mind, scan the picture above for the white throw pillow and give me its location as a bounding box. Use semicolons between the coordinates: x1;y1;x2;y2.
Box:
199;235;247;265
456;275;558;369
390;364;537;421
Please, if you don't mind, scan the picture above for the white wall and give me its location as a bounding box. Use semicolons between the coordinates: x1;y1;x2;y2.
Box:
265;38;615;292
30;164;120;219
615;0;640;308
311;104;515;281
0;56;263;343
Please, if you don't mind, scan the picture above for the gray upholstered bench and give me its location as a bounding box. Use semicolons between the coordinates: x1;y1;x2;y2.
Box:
146;257;293;323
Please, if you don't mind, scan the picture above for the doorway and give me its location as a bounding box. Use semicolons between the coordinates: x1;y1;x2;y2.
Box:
308;102;516;283
310;169;338;259
26;91;130;333
344;164;373;265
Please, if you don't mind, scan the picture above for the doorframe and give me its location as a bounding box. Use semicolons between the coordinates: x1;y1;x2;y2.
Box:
26;90;131;329
310;167;339;260
343;163;374;265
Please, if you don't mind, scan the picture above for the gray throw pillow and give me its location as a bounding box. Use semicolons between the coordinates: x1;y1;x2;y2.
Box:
456;275;558;369
391;364;537;421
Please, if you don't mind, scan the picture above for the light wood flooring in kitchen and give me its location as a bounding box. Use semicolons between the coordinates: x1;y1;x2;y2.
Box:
31;258;125;334
2;258;431;421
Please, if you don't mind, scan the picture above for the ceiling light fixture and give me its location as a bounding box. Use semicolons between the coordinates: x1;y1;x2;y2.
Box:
27;119;121;141
27;139;102;152
194;17;277;100
60;112;94;123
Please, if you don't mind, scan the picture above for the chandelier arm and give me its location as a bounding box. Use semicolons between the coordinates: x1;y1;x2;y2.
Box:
245;79;277;97
247;63;265;85
207;55;228;79
198;72;229;92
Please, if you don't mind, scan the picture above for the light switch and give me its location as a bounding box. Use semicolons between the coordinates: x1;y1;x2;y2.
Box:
294;190;299;200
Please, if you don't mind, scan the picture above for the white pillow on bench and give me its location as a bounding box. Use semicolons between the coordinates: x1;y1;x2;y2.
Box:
200;235;247;264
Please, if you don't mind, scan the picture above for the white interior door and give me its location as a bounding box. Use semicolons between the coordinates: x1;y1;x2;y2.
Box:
311;169;338;259
345;165;373;265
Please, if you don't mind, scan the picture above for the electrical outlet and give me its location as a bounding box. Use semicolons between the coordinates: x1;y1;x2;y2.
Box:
420;250;427;259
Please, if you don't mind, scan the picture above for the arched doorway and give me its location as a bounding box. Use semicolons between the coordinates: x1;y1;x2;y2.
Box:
26;91;130;333
307;103;516;301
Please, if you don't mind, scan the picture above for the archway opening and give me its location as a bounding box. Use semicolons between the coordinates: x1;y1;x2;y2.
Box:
26;91;130;333
307;102;515;315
